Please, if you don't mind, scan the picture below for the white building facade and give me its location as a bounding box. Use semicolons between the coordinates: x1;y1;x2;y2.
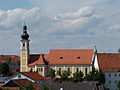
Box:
94;53;120;90
105;72;120;90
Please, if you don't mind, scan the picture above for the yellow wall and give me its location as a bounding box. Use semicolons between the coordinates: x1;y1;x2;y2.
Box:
50;66;92;78
21;50;28;72
28;65;92;78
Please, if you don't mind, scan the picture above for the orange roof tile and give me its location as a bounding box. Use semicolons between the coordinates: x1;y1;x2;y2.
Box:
13;79;40;90
97;53;120;72
0;55;20;61
19;72;51;80
0;60;5;63
47;49;94;65
29;49;94;66
28;54;48;66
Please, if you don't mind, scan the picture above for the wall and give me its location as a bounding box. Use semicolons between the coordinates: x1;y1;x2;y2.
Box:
105;72;120;90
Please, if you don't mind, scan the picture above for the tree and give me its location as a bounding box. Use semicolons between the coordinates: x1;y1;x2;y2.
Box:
25;83;35;90
48;69;56;78
0;63;9;76
84;69;105;84
73;71;84;82
117;80;120;90
57;70;70;81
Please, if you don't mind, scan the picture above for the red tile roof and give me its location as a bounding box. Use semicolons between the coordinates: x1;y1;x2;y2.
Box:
47;49;94;65
19;72;51;80
1;87;20;90
0;55;20;61
28;54;48;66
0;60;5;63
97;53;120;72
13;79;40;90
29;49;94;66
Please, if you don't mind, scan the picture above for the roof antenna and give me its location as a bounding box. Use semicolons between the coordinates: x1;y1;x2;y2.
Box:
94;45;96;50
94;45;97;54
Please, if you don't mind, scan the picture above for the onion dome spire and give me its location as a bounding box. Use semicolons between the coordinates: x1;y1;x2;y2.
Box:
21;23;29;40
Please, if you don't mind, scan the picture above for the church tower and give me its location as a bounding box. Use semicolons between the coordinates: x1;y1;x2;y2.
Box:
20;24;30;72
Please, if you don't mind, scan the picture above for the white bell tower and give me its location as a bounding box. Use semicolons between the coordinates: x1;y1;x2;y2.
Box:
20;24;30;72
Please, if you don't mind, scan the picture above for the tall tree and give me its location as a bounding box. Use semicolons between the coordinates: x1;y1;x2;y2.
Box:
48;69;56;78
0;63;9;76
73;71;84;82
57;70;70;81
84;69;105;84
117;80;120;90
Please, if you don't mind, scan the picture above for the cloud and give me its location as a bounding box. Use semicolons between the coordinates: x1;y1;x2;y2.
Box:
0;7;45;29
54;7;103;33
56;7;94;19
0;5;118;54
109;25;120;31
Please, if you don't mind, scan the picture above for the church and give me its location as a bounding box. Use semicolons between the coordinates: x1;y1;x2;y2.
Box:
20;24;97;77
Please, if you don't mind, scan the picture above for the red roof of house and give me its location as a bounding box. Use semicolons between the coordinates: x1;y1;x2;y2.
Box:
0;55;20;61
28;49;94;66
13;79;40;90
19;72;51;80
0;60;5;63
97;53;120;72
28;54;48;66
47;49;94;65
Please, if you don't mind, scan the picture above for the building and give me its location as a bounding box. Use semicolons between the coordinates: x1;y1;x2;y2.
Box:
5;72;51;83
0;55;20;62
20;25;97;77
94;53;120;90
0;55;20;73
2;79;40;90
40;81;103;90
0;77;8;86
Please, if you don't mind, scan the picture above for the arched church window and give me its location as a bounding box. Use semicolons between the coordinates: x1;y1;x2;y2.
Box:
85;68;87;75
23;43;25;50
76;68;79;72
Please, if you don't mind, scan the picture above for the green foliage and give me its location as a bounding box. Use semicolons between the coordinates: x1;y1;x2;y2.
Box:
0;63;9;76
25;83;35;90
0;88;10;90
48;69;56;78
73;71;84;82
84;69;105;84
57;70;70;81
8;61;20;65
117;80;120;90
57;70;61;76
61;70;70;80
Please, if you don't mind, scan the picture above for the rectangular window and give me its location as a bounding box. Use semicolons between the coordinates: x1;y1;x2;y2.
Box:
109;74;111;77
41;68;43;72
109;80;111;84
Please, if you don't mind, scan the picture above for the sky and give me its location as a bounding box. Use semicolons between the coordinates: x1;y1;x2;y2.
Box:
0;0;120;55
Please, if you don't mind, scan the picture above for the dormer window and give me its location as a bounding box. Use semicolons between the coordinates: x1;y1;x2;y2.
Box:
60;57;63;59
77;56;80;59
